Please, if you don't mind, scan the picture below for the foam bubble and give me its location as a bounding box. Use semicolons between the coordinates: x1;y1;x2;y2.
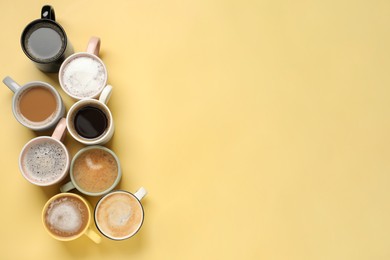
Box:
22;140;67;184
47;199;82;233
107;201;132;227
62;56;105;98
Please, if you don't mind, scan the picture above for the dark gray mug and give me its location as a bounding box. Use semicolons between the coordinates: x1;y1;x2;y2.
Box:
21;5;73;73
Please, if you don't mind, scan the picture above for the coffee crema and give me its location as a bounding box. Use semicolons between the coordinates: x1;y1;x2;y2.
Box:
20;138;67;184
95;192;144;240
18;87;57;122
72;148;118;193
44;195;89;238
61;55;106;98
24;22;65;63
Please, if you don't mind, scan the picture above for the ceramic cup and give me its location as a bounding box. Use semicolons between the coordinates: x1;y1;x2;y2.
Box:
94;188;147;240
21;5;73;72
59;36;108;100
42;192;101;243
3;76;65;131
19;118;70;186
60;145;121;196
66;85;114;145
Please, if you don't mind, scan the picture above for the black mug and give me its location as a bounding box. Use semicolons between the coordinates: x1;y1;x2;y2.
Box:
21;5;73;73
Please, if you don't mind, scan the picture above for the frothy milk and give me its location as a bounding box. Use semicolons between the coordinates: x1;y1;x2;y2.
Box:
95;191;144;239
44;196;89;238
61;55;106;98
20;138;67;184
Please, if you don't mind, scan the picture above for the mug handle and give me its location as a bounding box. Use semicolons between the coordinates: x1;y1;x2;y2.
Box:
41;5;55;21
86;37;101;56
60;181;76;193
51;118;67;142
85;229;102;244
99;85;112;104
134;187;147;201
3;76;21;93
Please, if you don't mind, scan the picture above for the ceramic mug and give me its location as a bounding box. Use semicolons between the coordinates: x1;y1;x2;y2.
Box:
59;36;108;100
66;85;114;145
42;192;101;243
94;188;147;240
19;118;70;186
3;76;65;131
60;145;121;196
21;5;73;72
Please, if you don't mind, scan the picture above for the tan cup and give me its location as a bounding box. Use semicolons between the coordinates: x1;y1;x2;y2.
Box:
42;193;101;243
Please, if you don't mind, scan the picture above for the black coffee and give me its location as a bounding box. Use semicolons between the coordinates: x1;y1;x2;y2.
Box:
23;22;65;63
74;106;108;139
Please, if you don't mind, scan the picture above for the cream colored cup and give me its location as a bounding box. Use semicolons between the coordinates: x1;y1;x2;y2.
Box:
42;192;101;243
66;85;114;145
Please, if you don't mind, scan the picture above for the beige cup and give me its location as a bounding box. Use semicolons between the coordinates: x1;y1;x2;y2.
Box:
19;118;70;186
59;36;108;100
42;192;101;243
94;188;147;240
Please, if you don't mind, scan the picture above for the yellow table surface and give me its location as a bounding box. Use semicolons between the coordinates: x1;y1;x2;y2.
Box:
1;0;390;259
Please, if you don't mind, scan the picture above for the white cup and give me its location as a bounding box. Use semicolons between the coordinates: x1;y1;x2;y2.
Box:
66;85;114;145
59;36;108;100
3;76;65;131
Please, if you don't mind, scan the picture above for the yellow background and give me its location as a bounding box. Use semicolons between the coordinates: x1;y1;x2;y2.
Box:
0;0;389;259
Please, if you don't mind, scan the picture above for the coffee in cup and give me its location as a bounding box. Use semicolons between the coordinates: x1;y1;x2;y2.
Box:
21;5;73;72
59;37;107;100
66;85;114;145
94;188;147;240
3;76;65;131
60;146;121;196
19;118;69;186
42;193;101;243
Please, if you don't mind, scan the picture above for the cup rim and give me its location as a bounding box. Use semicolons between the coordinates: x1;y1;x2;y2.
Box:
66;98;113;145
58;52;107;100
69;145;121;196
42;192;92;241
21;18;68;64
94;190;145;240
19;136;70;186
12;81;64;131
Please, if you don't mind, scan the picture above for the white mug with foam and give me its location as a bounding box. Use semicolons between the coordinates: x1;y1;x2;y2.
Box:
59;36;108;100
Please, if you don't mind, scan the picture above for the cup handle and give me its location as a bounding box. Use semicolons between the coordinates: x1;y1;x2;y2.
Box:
60;181;76;193
85;228;102;244
99;85;112;104
3;76;21;93
51;118;67;141
86;37;101;56
41;5;55;21
134;187;147;201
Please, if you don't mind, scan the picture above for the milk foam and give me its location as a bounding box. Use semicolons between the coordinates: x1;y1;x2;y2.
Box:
22;140;67;184
47;199;82;233
62;56;105;98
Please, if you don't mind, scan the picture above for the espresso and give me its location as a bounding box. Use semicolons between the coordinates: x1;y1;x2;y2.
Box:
95;192;144;239
73;148;118;193
20;138;67;185
19;87;57;122
44;195;89;238
61;55;106;98
24;22;65;63
74;106;108;139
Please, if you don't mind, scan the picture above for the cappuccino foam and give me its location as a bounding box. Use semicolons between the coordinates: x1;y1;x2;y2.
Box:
61;55;106;98
44;196;89;237
21;139;67;184
95;192;144;239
